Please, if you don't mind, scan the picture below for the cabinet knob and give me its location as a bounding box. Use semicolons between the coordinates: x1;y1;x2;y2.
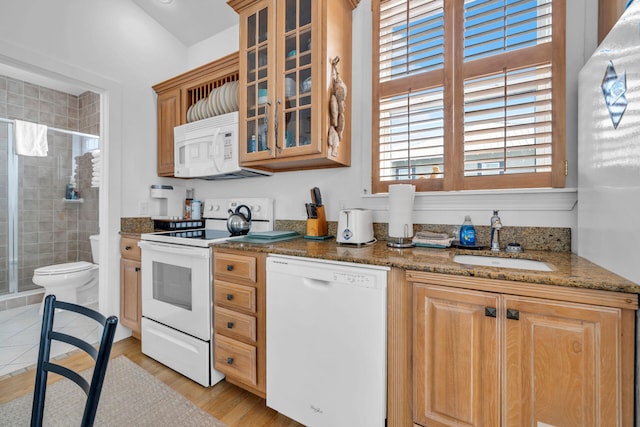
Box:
484;307;497;318
226;293;234;301
125;245;131;250
134;267;141;272
226;357;234;365
506;309;520;320
226;264;234;271
227;321;234;329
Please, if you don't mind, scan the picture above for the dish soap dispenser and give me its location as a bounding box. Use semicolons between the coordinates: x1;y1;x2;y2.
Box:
459;215;476;246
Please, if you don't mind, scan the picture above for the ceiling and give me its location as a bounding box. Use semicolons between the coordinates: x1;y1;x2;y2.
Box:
132;0;239;47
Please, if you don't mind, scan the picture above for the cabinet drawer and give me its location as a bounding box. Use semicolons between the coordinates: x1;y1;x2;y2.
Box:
215;253;256;283
215;306;257;343
120;237;141;261
215;281;256;313
214;334;257;386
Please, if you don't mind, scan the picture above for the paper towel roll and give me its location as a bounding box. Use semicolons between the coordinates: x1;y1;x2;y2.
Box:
388;184;415;238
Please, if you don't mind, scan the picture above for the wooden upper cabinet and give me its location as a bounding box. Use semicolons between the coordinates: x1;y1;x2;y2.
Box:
152;53;240;177
228;0;355;171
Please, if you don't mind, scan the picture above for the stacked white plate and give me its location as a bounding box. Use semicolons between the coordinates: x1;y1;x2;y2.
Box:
186;81;239;122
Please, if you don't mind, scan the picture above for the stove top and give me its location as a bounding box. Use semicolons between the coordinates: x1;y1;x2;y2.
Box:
140;197;274;248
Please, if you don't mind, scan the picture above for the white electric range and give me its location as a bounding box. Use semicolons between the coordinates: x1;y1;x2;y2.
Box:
138;198;273;386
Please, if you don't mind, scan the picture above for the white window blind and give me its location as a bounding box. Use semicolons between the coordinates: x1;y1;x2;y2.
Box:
373;0;563;192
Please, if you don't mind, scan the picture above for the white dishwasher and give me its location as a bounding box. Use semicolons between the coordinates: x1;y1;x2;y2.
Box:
266;255;388;427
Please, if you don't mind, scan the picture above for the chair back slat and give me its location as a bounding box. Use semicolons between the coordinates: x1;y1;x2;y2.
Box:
30;294;118;427
49;331;99;360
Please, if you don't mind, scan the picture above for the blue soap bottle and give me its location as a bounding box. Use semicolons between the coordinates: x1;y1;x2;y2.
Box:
459;215;476;246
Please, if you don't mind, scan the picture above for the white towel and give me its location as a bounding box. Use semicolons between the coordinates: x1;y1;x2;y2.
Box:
14;120;48;157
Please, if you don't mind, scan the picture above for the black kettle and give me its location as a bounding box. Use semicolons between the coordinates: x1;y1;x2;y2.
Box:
227;205;252;236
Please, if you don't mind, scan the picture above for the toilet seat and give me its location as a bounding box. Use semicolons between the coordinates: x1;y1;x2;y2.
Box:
34;261;95;276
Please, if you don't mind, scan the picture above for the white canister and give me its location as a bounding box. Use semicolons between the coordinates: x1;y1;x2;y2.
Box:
191;200;202;220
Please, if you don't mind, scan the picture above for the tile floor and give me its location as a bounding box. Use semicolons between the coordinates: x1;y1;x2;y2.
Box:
0;302;100;378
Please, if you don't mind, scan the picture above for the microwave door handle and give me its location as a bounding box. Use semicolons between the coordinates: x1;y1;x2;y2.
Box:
210;128;223;172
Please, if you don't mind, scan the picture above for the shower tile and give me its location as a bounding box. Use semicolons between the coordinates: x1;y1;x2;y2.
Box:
38;99;53;114
7;78;23;95
23;108;38;122
53;102;67;116
53;90;67;107
0;76;6;90
7;104;22;119
24;83;39;99
39;111;54;126
23;96;38;110
54;114;68;129
39;87;53;103
0;89;6;103
7;91;23;107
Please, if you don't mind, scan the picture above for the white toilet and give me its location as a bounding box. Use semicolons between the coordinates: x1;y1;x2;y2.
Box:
34;235;100;311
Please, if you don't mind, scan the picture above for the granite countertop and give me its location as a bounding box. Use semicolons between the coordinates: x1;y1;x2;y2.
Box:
213;237;640;295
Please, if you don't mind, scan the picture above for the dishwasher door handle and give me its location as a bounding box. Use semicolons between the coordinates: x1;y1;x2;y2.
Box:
302;277;334;291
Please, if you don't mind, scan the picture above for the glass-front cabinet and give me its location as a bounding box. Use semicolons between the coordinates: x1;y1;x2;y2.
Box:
229;0;356;171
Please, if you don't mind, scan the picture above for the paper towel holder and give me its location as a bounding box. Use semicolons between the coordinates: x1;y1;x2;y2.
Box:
387;224;415;248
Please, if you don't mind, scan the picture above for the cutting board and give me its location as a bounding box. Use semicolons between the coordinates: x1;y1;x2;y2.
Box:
233;231;301;244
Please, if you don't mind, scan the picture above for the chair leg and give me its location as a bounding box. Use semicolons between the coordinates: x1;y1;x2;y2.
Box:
31;295;56;427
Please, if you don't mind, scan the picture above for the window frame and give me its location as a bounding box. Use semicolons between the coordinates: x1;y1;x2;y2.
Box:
371;0;566;194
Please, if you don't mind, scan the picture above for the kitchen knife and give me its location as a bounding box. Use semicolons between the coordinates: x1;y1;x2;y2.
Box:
311;187;322;206
309;204;318;218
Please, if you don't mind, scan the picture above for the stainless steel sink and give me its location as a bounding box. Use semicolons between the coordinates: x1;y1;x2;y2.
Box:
453;254;553;272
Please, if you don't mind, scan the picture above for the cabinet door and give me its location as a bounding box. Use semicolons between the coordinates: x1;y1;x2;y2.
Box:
120;258;142;337
275;0;321;157
239;0;277;162
157;88;180;176
504;296;622;427
414;284;500;427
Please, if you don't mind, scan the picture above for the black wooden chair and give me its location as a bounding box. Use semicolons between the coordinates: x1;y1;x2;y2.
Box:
31;294;118;427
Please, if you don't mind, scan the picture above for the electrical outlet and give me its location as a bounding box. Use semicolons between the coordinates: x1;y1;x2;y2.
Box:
139;201;149;216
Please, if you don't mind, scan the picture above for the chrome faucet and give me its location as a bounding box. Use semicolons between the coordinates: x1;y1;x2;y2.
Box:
490;210;502;252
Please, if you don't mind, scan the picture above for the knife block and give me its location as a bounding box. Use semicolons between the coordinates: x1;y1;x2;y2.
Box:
306;205;328;237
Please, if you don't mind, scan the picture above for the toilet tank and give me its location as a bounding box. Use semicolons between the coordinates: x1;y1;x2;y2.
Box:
90;235;100;264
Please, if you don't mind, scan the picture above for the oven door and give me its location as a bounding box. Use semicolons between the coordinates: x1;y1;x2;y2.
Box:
139;240;212;341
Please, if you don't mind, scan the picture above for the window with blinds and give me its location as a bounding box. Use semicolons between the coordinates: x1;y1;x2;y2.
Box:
372;0;565;193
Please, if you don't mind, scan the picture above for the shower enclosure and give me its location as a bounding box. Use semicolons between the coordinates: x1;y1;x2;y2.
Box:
0;118;100;299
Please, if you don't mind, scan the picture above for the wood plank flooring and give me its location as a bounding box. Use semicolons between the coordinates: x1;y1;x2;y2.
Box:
0;337;304;427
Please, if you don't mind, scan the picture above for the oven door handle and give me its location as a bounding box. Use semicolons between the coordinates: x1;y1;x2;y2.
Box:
138;241;210;258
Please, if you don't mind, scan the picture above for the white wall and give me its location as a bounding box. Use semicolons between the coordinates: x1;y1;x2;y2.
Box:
0;0;187;336
0;0;603;327
143;0;599;243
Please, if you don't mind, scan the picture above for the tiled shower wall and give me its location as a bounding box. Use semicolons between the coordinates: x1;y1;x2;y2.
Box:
0;75;100;298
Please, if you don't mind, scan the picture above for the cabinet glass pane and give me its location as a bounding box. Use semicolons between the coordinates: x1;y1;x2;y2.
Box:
246;122;257;154
247;85;256;117
258;46;268;80
285;35;297;71
300;0;311;27
258;8;268;43
247;14;256;48
284;111;296;148
247;51;256;82
258;117;268;152
285;72;297;104
286;0;297;32
299;108;311;146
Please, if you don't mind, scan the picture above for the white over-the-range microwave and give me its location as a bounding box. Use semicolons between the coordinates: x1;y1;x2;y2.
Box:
174;111;272;180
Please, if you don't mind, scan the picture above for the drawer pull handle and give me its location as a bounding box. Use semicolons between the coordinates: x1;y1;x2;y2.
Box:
227;321;234;329
227;357;234;365
125;245;132;250
226;294;234;301
226;264;234;271
506;309;520;320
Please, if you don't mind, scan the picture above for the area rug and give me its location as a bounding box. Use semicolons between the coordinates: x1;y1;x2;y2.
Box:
0;356;227;426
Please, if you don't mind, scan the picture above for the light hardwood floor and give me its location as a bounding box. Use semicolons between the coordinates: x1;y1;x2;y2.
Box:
0;337;303;427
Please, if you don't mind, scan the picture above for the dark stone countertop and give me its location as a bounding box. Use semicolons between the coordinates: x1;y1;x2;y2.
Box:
213;236;640;295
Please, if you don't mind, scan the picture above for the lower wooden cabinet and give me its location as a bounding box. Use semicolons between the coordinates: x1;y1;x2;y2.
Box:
409;272;636;427
120;236;142;338
213;249;266;397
